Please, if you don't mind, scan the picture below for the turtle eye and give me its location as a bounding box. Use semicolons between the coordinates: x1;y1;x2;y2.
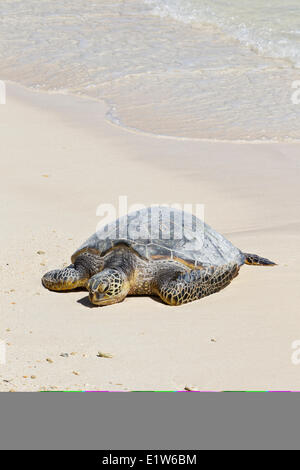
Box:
99;281;109;294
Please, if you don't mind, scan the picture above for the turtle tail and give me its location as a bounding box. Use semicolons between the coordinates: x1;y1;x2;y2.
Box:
243;253;277;267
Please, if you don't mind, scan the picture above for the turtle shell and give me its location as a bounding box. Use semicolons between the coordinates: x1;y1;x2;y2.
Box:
72;206;245;268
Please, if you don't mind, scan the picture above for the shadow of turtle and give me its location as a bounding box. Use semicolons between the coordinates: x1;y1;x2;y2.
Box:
77;295;97;308
77;293;168;308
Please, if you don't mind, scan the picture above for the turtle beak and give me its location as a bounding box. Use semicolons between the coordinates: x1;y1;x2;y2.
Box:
89;291;107;305
87;278;110;305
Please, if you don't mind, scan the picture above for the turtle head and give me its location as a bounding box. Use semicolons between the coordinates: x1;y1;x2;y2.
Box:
88;269;130;306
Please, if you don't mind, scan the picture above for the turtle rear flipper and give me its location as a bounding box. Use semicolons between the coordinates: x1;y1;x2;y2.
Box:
244;253;277;266
157;263;240;306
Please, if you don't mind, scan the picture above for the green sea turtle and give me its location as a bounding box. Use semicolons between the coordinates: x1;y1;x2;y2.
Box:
42;206;276;306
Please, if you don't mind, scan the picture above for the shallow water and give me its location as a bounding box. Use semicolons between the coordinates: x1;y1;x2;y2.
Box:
146;0;300;67
0;0;299;141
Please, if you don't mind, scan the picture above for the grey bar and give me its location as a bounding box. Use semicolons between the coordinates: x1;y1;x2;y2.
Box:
0;393;299;450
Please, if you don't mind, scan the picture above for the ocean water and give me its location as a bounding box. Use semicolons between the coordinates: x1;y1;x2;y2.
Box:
0;0;299;141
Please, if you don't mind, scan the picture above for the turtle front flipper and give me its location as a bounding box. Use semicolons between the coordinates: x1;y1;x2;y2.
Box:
157;263;240;306
42;251;105;292
42;264;89;291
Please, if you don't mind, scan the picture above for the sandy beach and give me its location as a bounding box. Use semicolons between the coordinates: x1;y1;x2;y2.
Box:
0;82;299;391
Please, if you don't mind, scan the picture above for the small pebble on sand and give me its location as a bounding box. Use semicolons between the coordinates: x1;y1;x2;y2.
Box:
37;250;46;255
97;352;113;359
46;358;53;363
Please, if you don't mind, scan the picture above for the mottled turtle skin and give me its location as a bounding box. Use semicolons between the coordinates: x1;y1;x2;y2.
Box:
42;206;276;306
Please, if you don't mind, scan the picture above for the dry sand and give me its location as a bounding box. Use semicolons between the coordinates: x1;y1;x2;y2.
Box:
1;82;300;391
